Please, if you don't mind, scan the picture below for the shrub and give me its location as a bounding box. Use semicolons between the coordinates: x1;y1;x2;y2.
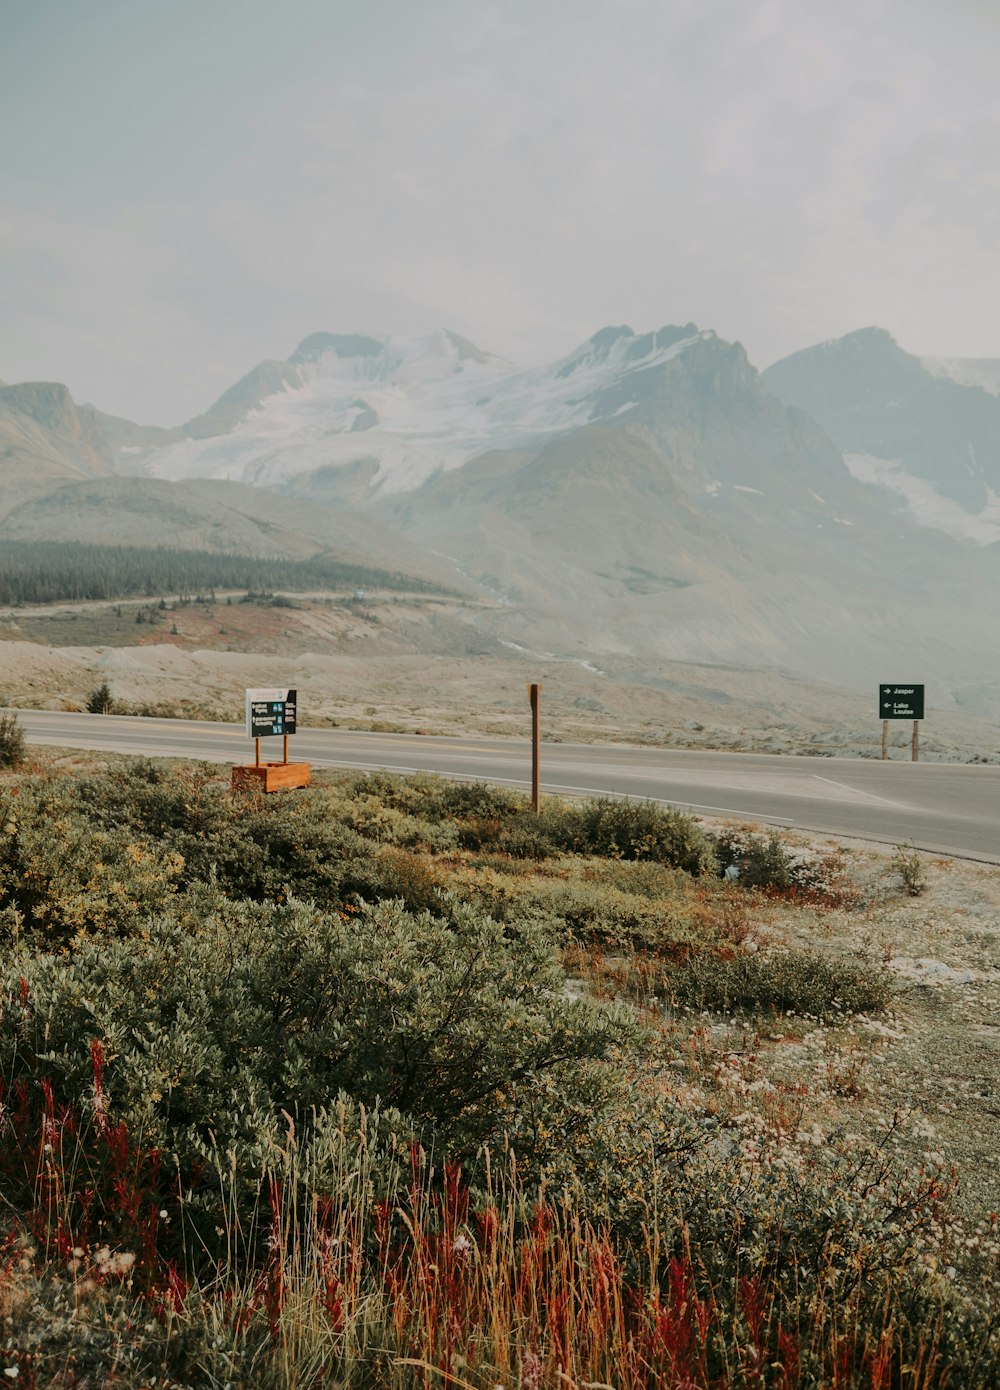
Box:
0;711;26;768
668;947;893;1019
713;827;858;903
0;897;639;1170
585;858;689;901
892;841;927;896
72;764;369;907
336;794;459;850
549;797;717;875
0;780;184;946
86;681;113;714
714;827;795;888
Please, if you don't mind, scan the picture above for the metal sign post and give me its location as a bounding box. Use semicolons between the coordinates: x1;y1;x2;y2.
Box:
878;685;924;762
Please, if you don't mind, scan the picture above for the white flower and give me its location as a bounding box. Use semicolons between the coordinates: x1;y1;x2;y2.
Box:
5;1368;19;1380
94;1246;135;1276
452;1233;472;1255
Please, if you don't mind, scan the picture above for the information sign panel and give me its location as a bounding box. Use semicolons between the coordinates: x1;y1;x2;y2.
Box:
245;687;297;738
878;684;924;720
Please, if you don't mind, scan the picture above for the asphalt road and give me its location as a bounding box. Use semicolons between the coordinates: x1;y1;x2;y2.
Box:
12;709;1000;863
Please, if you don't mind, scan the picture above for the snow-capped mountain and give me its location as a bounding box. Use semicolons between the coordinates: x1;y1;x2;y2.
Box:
142;324;716;495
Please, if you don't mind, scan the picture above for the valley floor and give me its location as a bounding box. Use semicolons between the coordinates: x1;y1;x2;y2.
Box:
2;590;1000;763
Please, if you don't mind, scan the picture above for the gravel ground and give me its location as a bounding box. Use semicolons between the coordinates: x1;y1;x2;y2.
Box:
664;832;1000;1298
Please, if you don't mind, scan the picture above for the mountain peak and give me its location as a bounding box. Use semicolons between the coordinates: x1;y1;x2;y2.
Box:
765;325;1000;517
588;325;636;350
290;333;386;365
841;325;897;345
0;380;77;430
440;330;507;365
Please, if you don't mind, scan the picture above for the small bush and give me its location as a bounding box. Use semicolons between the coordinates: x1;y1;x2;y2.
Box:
446;866;708;954
548;797;717;875
337;794;459;850
715;827;795;888
713;828;858;904
0;712;26;768
892;841;927;896
669;947;893;1019
86;681;113;714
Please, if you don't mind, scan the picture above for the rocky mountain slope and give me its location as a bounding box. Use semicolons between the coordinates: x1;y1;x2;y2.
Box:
0;381;176;513
372;334;1000;707
764;328;1000;536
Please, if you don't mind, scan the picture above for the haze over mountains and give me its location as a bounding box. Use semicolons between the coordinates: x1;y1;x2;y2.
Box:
3;321;1000;716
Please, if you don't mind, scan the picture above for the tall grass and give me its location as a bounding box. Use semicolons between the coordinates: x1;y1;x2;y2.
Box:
1;1077;992;1389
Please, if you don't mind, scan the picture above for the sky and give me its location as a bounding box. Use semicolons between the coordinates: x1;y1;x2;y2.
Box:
2;0;999;425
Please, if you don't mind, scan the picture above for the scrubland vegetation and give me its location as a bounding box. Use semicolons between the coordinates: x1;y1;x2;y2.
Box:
0;760;996;1386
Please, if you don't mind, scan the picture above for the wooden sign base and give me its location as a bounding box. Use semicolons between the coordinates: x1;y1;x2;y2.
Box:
231;762;311;794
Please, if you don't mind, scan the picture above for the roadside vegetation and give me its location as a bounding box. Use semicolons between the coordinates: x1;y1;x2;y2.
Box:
0;760;996;1387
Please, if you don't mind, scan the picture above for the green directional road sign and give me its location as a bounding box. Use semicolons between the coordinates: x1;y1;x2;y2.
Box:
245;687;298;738
879;684;924;720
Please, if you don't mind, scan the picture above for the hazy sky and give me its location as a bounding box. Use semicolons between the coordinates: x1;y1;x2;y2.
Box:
2;0;999;423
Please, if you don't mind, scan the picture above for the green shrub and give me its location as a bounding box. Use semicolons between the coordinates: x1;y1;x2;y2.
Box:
669;947;893;1019
86;681;113;714
73;764;370;906
549;797;717;875
0;712;26;769
0;897;639;1167
336;794;458;850
714;827;795;888
584;857;689;900
0;780;184;946
438;779;527;820
340;778;716;876
445;866;710;955
892;841;927;896
713;828;855;903
344;771;524;825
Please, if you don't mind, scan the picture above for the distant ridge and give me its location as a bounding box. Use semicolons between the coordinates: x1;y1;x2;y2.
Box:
765;326;1000;521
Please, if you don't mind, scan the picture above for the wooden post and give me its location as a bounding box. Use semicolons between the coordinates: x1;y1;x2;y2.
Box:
528;682;542;813
283;734;289;765
882;720;888;760
255;736;261;768
912;720;919;762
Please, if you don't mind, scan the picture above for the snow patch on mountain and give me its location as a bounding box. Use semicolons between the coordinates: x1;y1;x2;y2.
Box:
145;326;709;495
845;452;1000;543
921;357;1000;397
